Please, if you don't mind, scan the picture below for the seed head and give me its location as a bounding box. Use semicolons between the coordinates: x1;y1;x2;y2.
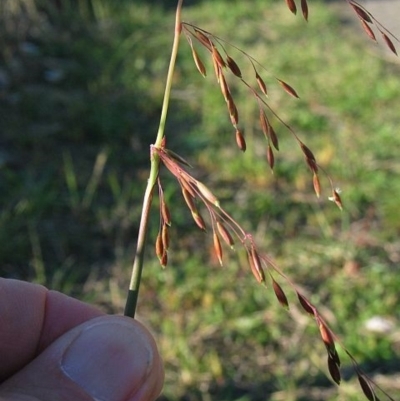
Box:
267;144;275;171
219;70;231;102
256;72;268;96
272;278;289;309
192;211;206;231
179;177;196;198
191;47;207;77
313;173;321;198
161;200;171;226
318;319;335;349
297;292;315;315
301;0;309;21
285;0;297;15
155;231;164;260
300;142;318;173
350;1;372;23
226;55;242;78
381;32;397;55
211;44;226;68
227;94;239;126
235;129;246;152
217;221;235;249
360;20;376;42
213;231;223;266
162;223;170;251
160;251;168;269
182;187;197;213
328;354;341;385
358;374;378;401
249;248;266;284
329;188;343;211
277;78;299;98
194;28;212;50
197;181;220;207
259;109;269;138
269;124;279;151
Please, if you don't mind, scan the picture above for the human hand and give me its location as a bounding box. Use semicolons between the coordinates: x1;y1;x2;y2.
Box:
0;278;164;401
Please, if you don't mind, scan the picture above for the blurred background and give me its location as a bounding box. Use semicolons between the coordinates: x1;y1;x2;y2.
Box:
1;0;399;399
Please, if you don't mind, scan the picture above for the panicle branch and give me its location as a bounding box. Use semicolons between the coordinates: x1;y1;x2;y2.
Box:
284;0;398;55
152;143;389;400
346;0;398;56
139;1;397;399
182;21;342;204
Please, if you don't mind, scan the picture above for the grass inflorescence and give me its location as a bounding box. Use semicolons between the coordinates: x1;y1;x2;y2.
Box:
133;2;399;399
1;0;400;400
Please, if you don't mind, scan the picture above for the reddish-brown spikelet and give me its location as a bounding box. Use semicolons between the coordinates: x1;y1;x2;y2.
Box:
285;0;297;15
249;248;266;283
297;292;315;315
331;189;343;211
235;129;246;152
191;47;207;77
227;94;239;126
259;109;269;138
360;20;376;42
350;2;372;23
313;172;321;198
162;223;169;251
180;177;196;198
194;28;212;50
182;187;198;213
269;124;279;151
300;142;318;173
226;55;242;78
212;55;221;83
212;44;226;68
192;211;206;231
197;181;220;207
272;278;289;309
327;355;341;385
301;0;308;21
219;70;230;101
300;142;315;160
277;79;300;98
306;158;318;174
160;251;168;268
256;72;268;96
358;374;379;401
381;32;397;55
213;231;223;266
267;145;275;170
217;221;235;248
161;200;171;226
318;320;335;348
329;345;341;367
155;231;164;259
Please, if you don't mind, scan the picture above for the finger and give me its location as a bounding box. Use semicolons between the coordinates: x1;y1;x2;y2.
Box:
0;278;103;381
0;315;164;401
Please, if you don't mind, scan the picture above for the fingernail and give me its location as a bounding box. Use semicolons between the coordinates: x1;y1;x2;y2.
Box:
61;319;153;401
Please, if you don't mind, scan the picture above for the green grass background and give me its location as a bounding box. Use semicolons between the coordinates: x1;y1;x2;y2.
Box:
1;0;399;399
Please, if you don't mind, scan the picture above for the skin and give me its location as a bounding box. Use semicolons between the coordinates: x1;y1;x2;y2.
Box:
0;278;164;401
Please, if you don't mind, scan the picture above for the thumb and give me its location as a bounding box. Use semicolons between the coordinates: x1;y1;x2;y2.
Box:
0;315;164;401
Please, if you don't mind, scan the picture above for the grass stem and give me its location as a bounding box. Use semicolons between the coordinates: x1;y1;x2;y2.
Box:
124;0;184;318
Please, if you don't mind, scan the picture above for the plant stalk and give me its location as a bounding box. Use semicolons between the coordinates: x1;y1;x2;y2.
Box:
124;0;184;318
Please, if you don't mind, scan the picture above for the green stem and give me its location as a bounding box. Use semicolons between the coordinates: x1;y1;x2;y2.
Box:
124;0;184;318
